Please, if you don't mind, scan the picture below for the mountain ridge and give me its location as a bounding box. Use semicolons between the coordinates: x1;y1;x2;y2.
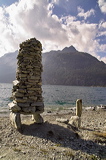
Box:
0;46;106;86
62;45;77;52
42;48;106;86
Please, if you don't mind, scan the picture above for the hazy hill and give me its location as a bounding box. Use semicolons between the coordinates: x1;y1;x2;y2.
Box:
0;46;106;86
0;51;18;83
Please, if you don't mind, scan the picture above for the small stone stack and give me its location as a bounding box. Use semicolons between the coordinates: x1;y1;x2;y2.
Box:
9;38;44;129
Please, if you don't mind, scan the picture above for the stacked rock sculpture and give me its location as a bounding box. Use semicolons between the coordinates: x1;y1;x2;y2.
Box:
8;38;44;130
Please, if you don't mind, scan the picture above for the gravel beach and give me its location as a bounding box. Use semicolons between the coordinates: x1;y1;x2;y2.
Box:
0;107;106;160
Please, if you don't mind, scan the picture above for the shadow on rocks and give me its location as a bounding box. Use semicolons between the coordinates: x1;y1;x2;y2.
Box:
21;121;106;159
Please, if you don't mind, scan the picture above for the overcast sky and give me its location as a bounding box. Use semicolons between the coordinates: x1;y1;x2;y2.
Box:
0;0;106;63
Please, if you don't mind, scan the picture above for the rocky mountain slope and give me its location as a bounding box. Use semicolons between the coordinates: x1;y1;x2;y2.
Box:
0;46;106;86
42;46;106;86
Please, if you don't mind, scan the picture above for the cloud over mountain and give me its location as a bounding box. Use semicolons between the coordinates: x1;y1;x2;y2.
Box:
0;0;106;63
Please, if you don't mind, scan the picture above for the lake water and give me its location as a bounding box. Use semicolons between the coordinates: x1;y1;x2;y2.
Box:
0;83;106;110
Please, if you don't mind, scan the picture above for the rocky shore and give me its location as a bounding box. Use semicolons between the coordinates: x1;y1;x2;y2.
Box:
0;107;106;160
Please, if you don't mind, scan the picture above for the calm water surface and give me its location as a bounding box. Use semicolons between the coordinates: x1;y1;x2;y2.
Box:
0;83;106;109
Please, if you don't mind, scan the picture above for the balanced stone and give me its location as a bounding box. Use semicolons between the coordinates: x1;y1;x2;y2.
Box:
8;38;44;130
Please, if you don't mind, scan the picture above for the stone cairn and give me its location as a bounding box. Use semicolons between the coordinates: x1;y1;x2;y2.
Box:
8;38;44;130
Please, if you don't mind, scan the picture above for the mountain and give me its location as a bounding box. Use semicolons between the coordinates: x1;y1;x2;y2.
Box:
0;51;18;83
0;46;106;86
62;45;77;52
42;46;106;86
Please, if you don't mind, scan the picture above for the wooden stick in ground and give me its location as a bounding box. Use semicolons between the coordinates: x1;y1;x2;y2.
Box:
76;99;82;128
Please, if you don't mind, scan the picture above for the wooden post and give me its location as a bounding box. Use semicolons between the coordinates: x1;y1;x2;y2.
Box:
76;99;82;128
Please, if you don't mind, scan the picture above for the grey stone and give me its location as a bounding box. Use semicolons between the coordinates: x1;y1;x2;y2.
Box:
21;107;36;113
68;116;81;128
17;89;27;93
10;112;21;130
8;102;21;112
56;118;69;124
31;102;44;107
13;80;19;86
12;91;24;98
32;113;43;123
15;98;27;103
17;103;30;107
